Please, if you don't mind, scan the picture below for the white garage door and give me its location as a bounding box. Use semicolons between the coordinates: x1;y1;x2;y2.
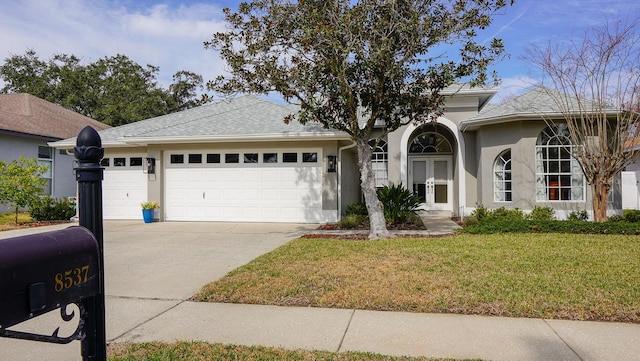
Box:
102;156;148;220
165;150;324;223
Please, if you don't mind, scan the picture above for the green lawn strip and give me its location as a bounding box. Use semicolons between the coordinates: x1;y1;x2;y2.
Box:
193;234;640;323
107;342;474;361
0;212;33;231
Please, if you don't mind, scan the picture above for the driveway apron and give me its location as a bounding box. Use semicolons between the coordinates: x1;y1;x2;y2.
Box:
0;221;315;361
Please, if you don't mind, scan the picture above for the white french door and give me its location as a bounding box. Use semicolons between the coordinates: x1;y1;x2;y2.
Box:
410;157;452;211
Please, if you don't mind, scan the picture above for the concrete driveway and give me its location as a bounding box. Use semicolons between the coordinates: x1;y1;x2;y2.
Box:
0;221;316;361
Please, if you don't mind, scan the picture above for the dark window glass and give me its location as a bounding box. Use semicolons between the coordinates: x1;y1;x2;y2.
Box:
225;153;239;163
302;152;318;163
114;158;126;167
207;154;220;163
189;154;202;164
130;157;143;166
244;153;258;163
283;152;298;163
100;158;110;167
263;153;278;163
38;146;53;159
170;154;184;164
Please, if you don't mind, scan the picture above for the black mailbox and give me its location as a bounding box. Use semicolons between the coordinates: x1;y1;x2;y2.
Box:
0;226;100;329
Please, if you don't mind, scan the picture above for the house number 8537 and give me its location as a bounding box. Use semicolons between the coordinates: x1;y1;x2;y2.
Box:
54;265;90;292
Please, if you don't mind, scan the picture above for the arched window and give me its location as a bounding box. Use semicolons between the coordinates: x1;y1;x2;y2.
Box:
535;125;584;201
494;149;512;202
409;132;452;154
369;139;388;187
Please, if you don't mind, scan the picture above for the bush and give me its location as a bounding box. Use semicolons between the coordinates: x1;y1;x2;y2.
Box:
607;215;624;222
527;206;555;221
461;218;640;235
623;209;640;223
338;214;366;229
29;196;76;222
471;204;490;221
376;184;421;224
345;203;368;216
568;209;589;221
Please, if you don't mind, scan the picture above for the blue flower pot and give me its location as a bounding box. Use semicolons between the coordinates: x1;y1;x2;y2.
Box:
142;209;154;223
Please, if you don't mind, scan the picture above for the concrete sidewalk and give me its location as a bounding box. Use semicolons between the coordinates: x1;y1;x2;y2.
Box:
1;221;639;361
114;301;640;361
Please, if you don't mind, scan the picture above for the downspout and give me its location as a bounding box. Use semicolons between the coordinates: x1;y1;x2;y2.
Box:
337;140;357;220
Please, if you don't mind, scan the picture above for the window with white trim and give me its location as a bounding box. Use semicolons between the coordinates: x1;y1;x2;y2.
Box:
535;125;584;201
494;149;512;202
38;146;53;195
369;139;388;187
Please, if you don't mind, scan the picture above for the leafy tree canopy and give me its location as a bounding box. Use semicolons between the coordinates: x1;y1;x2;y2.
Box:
0;157;48;224
0;50;210;126
207;0;513;238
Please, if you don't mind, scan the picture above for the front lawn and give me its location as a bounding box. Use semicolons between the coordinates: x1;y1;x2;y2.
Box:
107;342;468;361
0;212;32;231
193;233;640;323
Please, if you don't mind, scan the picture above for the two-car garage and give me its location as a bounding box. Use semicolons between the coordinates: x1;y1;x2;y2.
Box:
101;148;331;223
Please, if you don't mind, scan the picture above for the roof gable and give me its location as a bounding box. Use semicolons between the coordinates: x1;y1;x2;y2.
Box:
0;93;109;139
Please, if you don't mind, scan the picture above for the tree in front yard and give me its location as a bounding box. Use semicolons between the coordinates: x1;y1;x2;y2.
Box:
0;157;48;224
524;18;640;222
207;0;513;239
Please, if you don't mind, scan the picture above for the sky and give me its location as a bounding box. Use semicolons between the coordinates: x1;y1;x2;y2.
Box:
0;0;638;104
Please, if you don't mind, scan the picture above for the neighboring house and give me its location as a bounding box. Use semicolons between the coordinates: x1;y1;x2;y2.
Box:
50;85;624;223
0;93;110;212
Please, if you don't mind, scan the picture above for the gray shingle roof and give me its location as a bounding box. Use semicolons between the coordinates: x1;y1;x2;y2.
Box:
51;95;348;147
461;86;617;131
0;93;109;139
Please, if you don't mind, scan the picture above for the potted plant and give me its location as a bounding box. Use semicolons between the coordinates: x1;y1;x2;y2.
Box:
140;201;159;223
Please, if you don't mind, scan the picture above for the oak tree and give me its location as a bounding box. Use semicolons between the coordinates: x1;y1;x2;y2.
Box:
207;0;512;238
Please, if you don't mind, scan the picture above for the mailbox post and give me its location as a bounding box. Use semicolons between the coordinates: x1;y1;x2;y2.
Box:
74;126;106;361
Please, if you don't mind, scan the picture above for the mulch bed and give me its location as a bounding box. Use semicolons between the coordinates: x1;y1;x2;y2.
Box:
317;221;427;231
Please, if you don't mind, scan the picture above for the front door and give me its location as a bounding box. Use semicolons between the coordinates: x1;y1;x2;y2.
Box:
410;157;452;211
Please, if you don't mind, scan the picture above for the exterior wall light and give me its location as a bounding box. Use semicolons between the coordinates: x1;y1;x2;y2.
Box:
327;155;337;173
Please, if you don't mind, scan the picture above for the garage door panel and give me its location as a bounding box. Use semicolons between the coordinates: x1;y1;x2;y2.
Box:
165;152;324;222
103;169;148;220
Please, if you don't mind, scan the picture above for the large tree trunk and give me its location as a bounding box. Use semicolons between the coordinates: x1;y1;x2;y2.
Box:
591;179;610;222
355;138;391;239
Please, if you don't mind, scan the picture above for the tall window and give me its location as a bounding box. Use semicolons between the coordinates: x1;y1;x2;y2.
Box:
38;146;53;195
369;139;388;187
494;149;512;202
535;125;584;201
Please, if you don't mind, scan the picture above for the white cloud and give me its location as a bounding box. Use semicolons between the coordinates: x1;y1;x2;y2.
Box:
0;0;228;88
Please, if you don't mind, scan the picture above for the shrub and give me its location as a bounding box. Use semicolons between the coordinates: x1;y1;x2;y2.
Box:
376;184;422;224
345;202;368;216
492;207;526;220
568;209;589;221
607;215;624;222
623;209;640;223
29;196;76;221
338;214;366;229
460;218;640;235
471;204;490;221
528;206;555;221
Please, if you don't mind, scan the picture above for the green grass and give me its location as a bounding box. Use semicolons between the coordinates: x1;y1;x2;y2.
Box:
193;233;640;323
0;211;32;231
107;342;472;361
